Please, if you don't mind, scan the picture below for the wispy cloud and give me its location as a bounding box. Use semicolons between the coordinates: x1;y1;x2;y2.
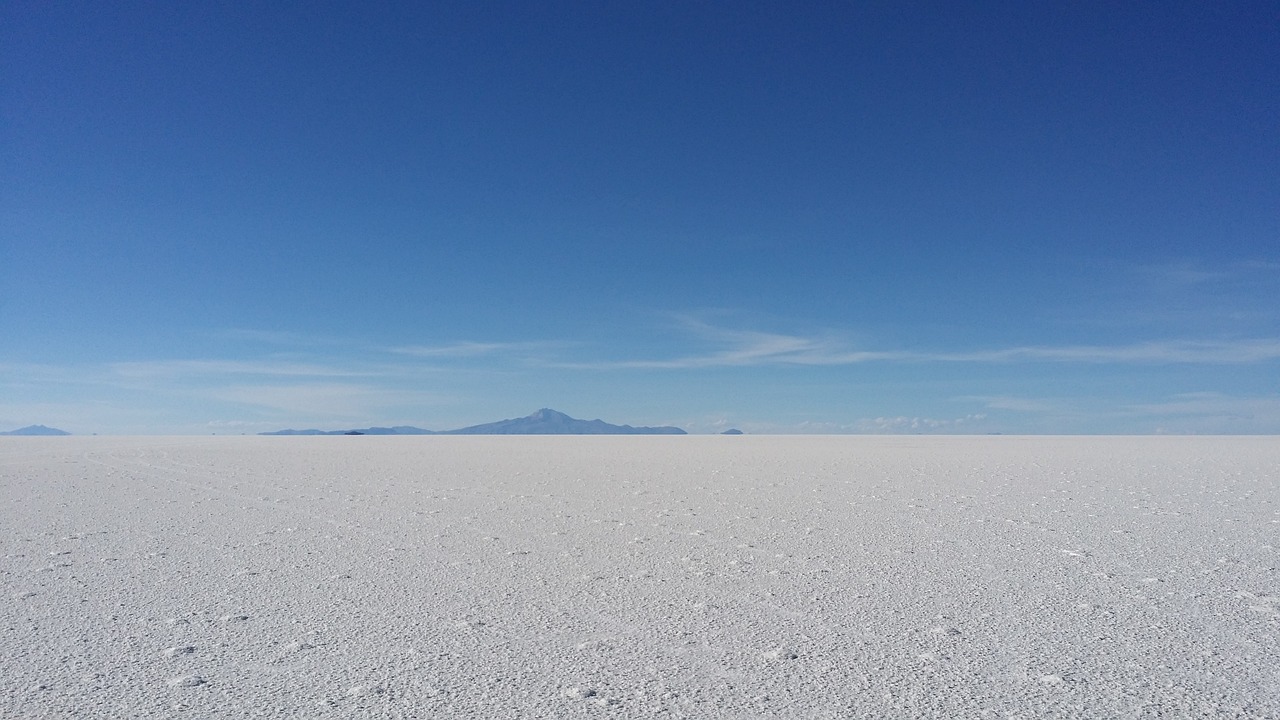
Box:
934;339;1280;364
212;328;351;347
1137;259;1280;288
717;414;991;434
0;362;106;386
562;318;1280;370
957;395;1062;413
559;320;907;369
1123;392;1280;420
853;414;989;433
392;341;522;358
1113;392;1280;434
8;315;1280;434
1138;262;1237;287
958;392;1280;434
110;359;371;379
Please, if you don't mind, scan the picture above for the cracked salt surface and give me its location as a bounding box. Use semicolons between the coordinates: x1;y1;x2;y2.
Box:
2;435;1278;717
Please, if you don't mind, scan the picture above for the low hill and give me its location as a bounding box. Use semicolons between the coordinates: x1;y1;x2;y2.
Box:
0;425;71;436
262;409;685;436
261;426;435;436
442;409;686;435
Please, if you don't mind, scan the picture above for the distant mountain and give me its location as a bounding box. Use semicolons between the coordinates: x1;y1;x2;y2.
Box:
720;428;744;435
443;409;686;435
260;409;685;436
261;426;435;436
0;425;71;436
261;429;346;436
359;426;436;435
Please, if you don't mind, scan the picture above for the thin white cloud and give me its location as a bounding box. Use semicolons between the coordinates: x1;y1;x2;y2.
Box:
956;392;1280;433
1115;392;1280;434
1137;259;1280;288
388;340;573;360
1138;262;1235;287
957;396;1062;413
390;341;521;358
853;414;989;433
562;319;1280;370
213;328;350;347
558;322;907;369
110;359;370;379
716;414;990;434
936;339;1280;364
1123;392;1280;419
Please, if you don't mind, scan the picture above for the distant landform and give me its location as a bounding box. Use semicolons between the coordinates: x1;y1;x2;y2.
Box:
721;428;744;435
1;425;71;436
263;426;434;436
262;409;687;436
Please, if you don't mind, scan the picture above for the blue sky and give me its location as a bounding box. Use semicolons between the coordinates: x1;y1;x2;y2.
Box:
3;1;1277;434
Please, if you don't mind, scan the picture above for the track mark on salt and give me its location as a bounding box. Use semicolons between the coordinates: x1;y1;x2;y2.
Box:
563;686;597;699
575;638;615;652
346;684;384;697
563;686;620;706
1236;591;1280;616
167;675;205;688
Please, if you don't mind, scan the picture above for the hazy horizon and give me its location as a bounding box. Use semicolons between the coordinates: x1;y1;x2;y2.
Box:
6;412;1280;438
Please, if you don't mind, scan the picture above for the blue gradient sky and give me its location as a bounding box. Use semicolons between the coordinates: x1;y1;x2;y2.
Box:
3;2;1278;434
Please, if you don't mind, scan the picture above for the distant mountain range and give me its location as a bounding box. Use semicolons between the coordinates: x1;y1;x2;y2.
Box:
263;426;434;436
0;425;71;436
261;409;687;436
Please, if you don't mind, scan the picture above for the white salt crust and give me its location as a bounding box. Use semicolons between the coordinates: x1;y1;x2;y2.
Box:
2;435;1277;717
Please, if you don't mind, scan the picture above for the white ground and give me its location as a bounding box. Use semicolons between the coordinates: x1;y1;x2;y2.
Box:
2;436;1278;718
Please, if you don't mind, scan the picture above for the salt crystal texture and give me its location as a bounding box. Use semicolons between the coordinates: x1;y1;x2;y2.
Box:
1;435;1277;717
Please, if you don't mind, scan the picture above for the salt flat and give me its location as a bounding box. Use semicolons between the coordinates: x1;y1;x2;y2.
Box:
2;436;1277;718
